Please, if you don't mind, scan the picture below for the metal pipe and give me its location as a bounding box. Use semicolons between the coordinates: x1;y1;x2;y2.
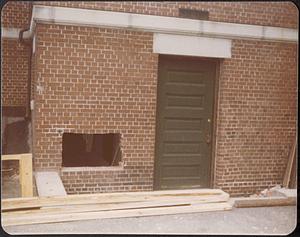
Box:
18;2;33;120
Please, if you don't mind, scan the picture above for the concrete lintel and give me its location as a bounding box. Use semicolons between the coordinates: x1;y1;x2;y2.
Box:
153;33;232;58
29;5;298;43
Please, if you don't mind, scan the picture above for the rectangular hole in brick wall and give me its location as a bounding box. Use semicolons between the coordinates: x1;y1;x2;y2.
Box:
62;133;121;167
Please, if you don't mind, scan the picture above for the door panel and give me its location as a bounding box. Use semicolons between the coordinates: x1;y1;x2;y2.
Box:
154;56;216;190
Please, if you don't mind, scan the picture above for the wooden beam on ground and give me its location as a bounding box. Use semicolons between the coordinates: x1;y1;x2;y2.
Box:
2;189;228;211
232;196;296;208
2;193;228;212
283;137;297;188
2;194;229;218
2;188;225;202
2;202;232;227
1;188;233;227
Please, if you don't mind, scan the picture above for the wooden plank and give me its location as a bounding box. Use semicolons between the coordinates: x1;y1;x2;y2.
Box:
2;202;232;226
233;196;296;208
289;154;297;188
35;172;67;197
2;192;228;212
19;154;33;197
283;137;297;188
2;194;229;218
2;188;225;203
1;194;226;211
2;189;227;211
1;154;22;161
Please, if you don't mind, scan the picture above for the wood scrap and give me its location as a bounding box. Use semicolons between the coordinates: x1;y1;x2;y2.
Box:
232;196;296;208
289;154;297;188
283;137;297;188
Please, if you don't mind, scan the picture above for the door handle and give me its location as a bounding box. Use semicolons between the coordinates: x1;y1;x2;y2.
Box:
205;118;212;145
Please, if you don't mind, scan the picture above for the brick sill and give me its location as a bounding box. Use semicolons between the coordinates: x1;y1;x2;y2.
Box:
61;166;124;172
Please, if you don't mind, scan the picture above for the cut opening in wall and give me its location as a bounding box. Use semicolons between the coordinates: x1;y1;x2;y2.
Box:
62;133;121;167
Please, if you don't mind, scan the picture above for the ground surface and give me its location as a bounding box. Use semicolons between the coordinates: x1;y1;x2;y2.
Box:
3;206;296;235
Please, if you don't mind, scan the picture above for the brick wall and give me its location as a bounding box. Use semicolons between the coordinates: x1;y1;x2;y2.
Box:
33;24;158;193
2;0;32;28
215;40;297;196
33;22;297;196
1;0;32;108
4;2;297;195
1;39;30;107
35;1;298;28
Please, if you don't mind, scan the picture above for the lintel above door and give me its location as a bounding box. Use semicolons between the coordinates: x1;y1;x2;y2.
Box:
153;33;232;58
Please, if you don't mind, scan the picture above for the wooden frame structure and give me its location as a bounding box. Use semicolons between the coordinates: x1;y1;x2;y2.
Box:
1;153;33;197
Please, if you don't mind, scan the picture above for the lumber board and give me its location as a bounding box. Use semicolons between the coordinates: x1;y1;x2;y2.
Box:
283;137;297;188
2;202;232;226
1;154;23;161
19;154;33;197
289;154;297;188
233;196;296;208
2;193;229;212
2;194;229;217
2;189;227;211
3;188;225;202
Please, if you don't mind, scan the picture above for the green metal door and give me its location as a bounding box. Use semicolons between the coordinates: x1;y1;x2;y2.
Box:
154;56;216;190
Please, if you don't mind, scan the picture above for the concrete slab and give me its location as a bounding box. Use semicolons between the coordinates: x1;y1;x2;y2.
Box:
35;172;67;197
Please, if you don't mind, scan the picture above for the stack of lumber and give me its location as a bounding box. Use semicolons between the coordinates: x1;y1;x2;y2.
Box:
2;189;232;226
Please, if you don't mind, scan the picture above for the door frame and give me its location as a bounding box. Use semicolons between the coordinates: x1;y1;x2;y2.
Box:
153;54;221;190
210;59;221;188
